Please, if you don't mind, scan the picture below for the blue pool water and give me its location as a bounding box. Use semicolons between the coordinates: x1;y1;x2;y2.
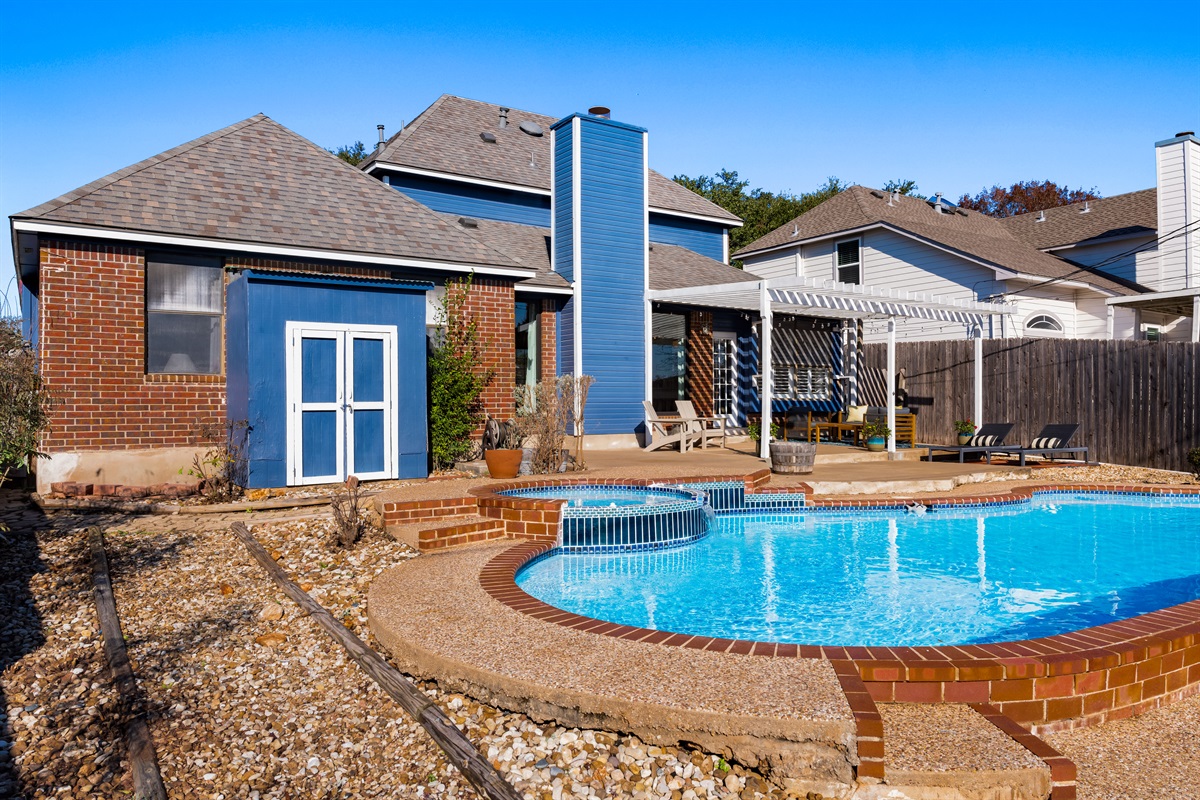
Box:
516;496;1200;647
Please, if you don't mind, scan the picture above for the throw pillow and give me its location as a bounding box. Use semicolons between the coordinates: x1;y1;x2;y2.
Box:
845;405;868;424
1030;437;1062;449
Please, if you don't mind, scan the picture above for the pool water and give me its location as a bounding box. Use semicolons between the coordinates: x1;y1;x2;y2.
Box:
516;496;1200;647
501;486;693;508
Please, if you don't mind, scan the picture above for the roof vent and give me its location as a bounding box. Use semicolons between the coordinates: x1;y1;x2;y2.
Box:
519;121;544;136
499;108;509;129
955;207;968;217
480;131;497;143
870;190;884;199
458;217;479;228
934;192;946;213
376;124;385;147
1036;211;1047;223
1080;201;1091;214
588;106;611;119
791;223;799;237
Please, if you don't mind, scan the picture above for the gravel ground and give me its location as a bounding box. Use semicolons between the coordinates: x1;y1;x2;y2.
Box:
1047;692;1200;800
878;704;1044;773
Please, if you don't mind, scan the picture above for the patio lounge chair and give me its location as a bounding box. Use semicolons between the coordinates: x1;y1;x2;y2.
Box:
642;401;701;453
675;400;727;449
994;424;1092;466
922;422;1016;464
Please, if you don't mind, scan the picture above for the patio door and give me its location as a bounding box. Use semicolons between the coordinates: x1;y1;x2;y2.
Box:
285;322;398;485
712;334;738;427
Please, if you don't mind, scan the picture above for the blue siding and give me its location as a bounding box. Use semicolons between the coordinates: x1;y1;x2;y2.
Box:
225;271;431;487
576;117;647;435
381;171;551;227
557;296;575;379
649;213;726;262
552;126;575;280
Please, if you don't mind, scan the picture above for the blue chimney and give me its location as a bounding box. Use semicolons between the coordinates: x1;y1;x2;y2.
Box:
551;109;648;436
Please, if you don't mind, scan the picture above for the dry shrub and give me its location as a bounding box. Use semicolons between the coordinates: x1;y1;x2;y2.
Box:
330;476;366;548
514;374;594;474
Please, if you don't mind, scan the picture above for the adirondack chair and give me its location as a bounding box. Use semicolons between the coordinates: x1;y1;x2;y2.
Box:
642;401;701;453
675;400;727;449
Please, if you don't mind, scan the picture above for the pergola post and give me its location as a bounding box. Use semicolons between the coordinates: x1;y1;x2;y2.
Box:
759;281;773;460
973;325;984;430
886;318;896;455
1106;305;1115;340
1193;295;1200;343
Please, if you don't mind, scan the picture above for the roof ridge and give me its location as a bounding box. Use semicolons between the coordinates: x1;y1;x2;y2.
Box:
14;114;269;219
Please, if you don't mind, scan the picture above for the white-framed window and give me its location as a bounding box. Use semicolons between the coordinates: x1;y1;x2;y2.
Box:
1024;313;1064;337
145;253;223;374
712;336;736;417
836;239;861;285
766;364;833;401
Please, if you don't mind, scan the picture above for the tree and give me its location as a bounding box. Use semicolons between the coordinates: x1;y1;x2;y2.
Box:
882;178;921;196
329;141;369;166
0;318;55;493
957;180;1101;218
428;276;492;471
672;170;847;256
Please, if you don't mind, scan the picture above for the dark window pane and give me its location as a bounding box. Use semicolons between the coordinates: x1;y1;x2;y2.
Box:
147;260;222;312
146;313;221;373
652;312;687;413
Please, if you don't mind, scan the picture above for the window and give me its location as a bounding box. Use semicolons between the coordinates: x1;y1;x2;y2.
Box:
146;254;223;374
515;301;539;392
792;365;833;399
836;239;861;285
1024;314;1064;335
712;337;735;417
651;312;687;413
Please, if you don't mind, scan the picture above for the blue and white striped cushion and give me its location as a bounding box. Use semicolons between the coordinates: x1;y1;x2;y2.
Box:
1030;437;1062;449
968;435;997;446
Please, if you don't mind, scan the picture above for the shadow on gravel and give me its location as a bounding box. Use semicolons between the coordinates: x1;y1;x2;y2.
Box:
0;489;50;796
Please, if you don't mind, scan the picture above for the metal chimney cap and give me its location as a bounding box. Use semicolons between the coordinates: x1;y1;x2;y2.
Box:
588;106;611;119
1177;131;1196;137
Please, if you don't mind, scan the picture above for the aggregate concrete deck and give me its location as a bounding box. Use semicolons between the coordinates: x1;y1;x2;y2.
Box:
368;542;859;795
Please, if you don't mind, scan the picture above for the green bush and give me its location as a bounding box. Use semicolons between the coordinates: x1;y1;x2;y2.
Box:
1188;447;1200;479
747;420;780;442
428;276;493;471
0;318;55;489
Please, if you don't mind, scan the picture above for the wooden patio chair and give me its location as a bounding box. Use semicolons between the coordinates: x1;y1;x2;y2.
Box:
994;423;1092;466
921;422;1016;464
675;400;727;449
642;401;700;453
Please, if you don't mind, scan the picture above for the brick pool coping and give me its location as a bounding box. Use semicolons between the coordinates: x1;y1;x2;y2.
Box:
479;482;1200;748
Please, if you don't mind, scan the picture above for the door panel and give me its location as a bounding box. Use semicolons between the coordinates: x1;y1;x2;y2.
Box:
301;338;339;403
301;411;340;478
352;337;384;402
352;410;386;475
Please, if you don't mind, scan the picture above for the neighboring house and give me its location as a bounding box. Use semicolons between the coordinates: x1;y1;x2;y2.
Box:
736;132;1200;344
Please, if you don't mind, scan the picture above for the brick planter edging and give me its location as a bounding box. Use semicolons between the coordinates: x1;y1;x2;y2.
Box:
481;484;1200;735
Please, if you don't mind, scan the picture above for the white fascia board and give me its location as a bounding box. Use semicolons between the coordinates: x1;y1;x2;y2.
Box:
364;162;552;196
1105;286;1200;306
12;220;535;278
648;280;762;303
1006;272;1121;296
515;284;573;295
649;206;744;227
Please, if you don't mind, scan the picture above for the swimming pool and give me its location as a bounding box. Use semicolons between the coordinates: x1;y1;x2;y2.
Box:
516;494;1200;647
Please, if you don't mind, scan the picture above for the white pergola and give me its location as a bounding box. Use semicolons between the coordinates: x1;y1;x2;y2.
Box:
649;276;1012;458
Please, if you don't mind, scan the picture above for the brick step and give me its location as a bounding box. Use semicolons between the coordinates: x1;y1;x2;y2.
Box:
378;495;478;527
388;515;506;552
876;702;1075;799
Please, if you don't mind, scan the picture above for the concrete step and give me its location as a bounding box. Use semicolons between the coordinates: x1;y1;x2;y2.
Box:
861;703;1073;800
815;446;929;464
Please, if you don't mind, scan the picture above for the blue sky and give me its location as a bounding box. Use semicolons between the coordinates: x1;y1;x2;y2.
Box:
2;1;1197;314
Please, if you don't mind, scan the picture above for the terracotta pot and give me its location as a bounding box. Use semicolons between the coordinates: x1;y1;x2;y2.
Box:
865;436;887;453
484;449;523;479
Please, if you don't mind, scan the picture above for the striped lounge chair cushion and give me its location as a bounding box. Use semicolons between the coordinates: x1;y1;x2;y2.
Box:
1030;437;1063;449
968;435;998;446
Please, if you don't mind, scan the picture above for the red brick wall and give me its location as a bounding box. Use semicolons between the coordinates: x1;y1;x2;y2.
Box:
538;298;557;381
458;276;516;420
37;240;226;453
686;310;713;417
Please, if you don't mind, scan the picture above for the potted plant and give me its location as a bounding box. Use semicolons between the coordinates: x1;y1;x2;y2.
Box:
862;420;890;452
483;418;525;479
747;420;781;443
953;419;975;446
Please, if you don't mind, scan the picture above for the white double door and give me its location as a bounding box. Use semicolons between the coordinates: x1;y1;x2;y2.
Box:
285;322;398;486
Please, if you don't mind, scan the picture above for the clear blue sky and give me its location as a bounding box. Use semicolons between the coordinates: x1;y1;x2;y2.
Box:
2;1;1198;314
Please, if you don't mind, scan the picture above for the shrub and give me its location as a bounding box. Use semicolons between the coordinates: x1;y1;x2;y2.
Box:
862;420;891;440
1188;447;1200;479
330;475;366;548
953;419;976;435
0;317;55;489
428;275;493;471
182;420;249;503
747;420;780;442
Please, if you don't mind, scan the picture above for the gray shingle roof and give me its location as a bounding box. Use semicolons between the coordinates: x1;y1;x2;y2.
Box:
735;186;1136;296
437;214;757;292
1000;189;1158;250
364;95;741;223
14;114;529;271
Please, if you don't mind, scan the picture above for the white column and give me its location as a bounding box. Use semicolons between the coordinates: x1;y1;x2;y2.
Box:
1106;305;1115;340
1193;295;1200;343
759;282;773;459
973;326;984;430
886;318;896;455
1133;308;1143;340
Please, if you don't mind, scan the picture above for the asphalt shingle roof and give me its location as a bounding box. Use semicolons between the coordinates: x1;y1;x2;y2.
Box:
1000;189;1158;250
14;114;528;271
735;186;1136;296
435;214;758;292
364;95;741;224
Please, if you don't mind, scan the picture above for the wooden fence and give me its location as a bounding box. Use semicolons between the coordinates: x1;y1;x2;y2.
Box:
862;339;1200;471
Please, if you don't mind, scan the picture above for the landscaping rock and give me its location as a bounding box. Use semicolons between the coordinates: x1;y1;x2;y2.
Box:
257;602;284;621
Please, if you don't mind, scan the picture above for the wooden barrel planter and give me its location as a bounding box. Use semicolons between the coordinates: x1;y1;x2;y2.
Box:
769;441;817;474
